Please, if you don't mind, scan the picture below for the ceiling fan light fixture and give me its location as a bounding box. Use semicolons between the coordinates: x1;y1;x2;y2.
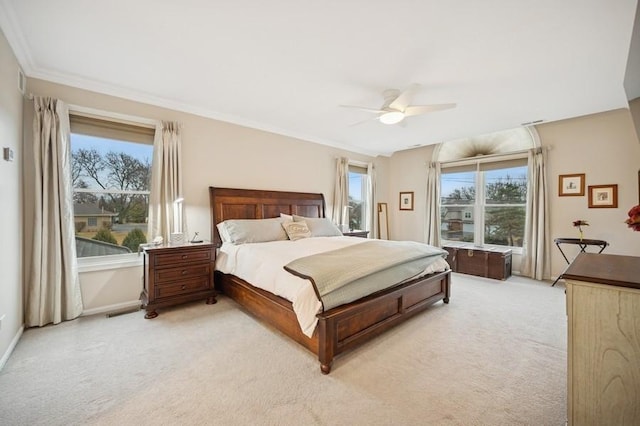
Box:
379;111;405;125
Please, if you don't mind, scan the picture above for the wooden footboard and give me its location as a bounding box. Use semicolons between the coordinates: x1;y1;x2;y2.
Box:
215;269;451;373
316;270;450;373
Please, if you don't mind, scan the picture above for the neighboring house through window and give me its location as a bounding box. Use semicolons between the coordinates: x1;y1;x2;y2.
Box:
87;217;98;228
70;111;155;258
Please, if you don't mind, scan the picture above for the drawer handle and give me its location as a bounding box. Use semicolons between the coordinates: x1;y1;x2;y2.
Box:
181;270;188;275
182;255;188;260
181;285;186;290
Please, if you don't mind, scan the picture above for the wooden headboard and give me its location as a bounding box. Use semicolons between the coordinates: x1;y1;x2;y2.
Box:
209;187;326;247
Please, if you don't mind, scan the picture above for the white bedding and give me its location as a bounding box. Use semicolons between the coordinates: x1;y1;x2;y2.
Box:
215;236;449;337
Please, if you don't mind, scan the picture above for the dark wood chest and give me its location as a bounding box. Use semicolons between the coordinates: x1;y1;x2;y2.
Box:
444;244;512;280
140;242;217;318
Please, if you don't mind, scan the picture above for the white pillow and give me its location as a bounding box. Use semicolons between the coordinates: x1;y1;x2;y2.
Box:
280;213;293;221
216;222;232;243
221;217;289;244
292;215;343;237
282;221;311;241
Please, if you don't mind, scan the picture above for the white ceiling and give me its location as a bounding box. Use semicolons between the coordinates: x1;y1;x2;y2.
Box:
1;0;638;156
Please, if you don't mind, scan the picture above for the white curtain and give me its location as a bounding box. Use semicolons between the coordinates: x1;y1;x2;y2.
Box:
424;161;442;247
331;157;349;228
26;97;83;327
365;162;376;238
520;148;550;280
148;121;185;243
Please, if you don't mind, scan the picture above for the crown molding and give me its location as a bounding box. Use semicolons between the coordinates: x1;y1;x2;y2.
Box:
26;66;386;156
0;0;385;157
0;0;34;73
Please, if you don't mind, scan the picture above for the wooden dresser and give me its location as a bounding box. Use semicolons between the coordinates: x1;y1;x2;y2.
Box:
563;253;640;425
140;242;217;318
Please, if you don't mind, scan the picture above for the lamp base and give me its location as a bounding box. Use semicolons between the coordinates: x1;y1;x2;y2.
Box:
170;232;185;245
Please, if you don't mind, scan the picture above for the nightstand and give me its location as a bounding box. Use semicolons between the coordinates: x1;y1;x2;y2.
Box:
342;230;369;238
140;242;217;318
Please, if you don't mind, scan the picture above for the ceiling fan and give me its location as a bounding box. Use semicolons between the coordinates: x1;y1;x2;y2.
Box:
340;84;456;125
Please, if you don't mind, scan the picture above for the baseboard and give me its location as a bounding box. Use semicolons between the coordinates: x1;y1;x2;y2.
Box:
0;324;24;372
81;300;141;317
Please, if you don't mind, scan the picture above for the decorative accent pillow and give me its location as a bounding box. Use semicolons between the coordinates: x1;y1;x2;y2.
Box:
292;215;343;237
282;221;312;241
221;217;289;244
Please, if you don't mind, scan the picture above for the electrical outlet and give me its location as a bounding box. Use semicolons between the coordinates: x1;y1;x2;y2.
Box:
3;147;14;162
0;314;5;331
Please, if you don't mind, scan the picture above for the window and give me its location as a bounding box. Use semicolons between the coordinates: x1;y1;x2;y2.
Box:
440;157;527;248
70;113;155;258
348;164;369;231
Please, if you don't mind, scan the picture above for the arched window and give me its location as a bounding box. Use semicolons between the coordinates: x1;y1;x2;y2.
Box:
436;127;537;248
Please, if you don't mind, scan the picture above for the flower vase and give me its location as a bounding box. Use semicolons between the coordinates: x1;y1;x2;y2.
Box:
579;230;583;241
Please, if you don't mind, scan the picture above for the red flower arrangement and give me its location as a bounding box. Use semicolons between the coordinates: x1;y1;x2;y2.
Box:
625;205;640;231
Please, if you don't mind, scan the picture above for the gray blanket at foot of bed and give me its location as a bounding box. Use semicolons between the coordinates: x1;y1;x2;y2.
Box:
284;240;447;310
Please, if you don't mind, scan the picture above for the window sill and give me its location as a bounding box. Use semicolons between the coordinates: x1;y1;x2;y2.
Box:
77;253;143;273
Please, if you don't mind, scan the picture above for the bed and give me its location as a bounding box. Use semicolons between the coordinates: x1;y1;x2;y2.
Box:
210;187;451;374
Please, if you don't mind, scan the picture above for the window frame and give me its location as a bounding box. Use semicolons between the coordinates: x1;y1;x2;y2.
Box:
68;105;158;272
440;152;528;253
347;161;371;233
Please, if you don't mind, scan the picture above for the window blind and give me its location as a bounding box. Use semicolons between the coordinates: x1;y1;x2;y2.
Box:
69;113;155;144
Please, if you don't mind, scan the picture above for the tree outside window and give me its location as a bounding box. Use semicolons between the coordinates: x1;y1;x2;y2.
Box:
70;117;154;257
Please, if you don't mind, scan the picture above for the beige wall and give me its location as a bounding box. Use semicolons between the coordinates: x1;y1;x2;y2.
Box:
0;28;23;366
539;108;640;277
388;107;640;280
13;59;640;322
387;144;436;242
629;97;640;142
25;78;382;313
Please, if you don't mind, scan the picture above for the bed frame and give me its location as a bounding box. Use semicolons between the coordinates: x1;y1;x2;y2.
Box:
210;187;451;374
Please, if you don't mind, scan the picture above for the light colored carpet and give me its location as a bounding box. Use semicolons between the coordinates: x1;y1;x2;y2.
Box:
0;273;567;425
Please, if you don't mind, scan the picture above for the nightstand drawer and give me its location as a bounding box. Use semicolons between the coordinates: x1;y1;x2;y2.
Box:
154;249;211;266
155;276;210;299
141;242;217;318
155;264;211;283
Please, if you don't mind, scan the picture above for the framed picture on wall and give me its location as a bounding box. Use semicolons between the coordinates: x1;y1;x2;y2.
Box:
588;184;618;208
399;191;414;211
558;173;585;196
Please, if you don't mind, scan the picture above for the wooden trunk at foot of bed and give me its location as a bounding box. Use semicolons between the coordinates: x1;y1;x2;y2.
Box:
215;269;450;373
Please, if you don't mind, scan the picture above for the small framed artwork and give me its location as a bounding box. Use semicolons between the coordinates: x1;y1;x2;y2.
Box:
399;191;414;211
588;184;618;208
558;173;585;196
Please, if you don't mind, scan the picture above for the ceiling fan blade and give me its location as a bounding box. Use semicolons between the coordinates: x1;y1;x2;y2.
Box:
404;103;457;116
388;83;420;110
339;105;385;114
349;116;381;126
